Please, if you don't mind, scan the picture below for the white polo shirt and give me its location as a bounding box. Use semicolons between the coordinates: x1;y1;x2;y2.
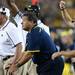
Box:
37;20;50;36
0;20;22;57
14;14;28;51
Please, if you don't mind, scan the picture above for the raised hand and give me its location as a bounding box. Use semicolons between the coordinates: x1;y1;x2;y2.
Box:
6;0;19;16
59;0;66;10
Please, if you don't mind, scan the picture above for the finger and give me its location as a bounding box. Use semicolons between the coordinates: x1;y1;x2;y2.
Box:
9;71;13;75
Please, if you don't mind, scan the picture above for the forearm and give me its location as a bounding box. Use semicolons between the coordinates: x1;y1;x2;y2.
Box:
13;43;22;64
64;9;72;22
61;10;69;24
6;0;12;7
61;9;72;21
61;9;74;27
13;52;25;65
10;3;19;12
15;52;33;67
6;0;19;16
13;49;39;65
61;50;75;57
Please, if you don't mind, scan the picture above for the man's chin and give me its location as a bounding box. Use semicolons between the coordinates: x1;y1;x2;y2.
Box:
23;28;29;31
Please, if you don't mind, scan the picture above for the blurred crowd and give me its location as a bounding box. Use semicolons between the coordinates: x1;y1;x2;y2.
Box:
50;28;75;75
0;0;75;27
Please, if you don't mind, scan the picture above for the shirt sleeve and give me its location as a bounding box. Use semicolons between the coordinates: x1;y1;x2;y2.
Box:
14;14;22;29
37;20;50;36
7;22;22;46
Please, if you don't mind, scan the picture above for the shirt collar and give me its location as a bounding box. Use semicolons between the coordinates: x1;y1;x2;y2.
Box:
37;20;41;25
0;20;10;30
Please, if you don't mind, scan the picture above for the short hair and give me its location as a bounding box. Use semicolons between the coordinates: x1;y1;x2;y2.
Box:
22;12;37;24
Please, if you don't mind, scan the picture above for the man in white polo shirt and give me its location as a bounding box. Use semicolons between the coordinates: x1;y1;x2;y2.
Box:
6;0;28;75
0;7;22;75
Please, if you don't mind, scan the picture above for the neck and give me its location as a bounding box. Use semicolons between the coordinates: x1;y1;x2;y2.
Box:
29;24;36;32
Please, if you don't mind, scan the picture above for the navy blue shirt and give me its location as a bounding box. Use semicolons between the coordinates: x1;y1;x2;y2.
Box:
64;42;75;63
68;43;75;50
26;26;58;64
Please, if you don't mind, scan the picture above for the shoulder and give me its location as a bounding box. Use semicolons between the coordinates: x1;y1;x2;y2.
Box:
6;22;18;32
31;26;43;34
9;22;17;28
28;26;43;38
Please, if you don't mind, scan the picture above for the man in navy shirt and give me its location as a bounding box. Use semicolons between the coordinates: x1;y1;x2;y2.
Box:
7;12;64;75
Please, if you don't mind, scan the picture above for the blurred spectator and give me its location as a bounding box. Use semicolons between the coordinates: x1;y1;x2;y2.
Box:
60;30;75;75
50;28;67;51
